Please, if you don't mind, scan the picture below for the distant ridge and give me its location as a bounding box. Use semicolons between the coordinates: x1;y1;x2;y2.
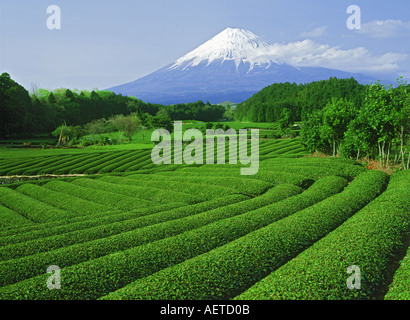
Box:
108;28;387;105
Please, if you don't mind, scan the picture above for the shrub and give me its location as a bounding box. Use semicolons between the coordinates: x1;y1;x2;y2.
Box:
0;194;247;288
98;171;387;300
385;246;410;300
236;170;409;300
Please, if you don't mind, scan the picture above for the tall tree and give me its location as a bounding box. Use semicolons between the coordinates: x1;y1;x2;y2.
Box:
0;73;31;137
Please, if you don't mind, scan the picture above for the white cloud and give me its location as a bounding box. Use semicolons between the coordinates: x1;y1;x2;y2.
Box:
358;20;410;38
298;26;327;38
250;39;407;74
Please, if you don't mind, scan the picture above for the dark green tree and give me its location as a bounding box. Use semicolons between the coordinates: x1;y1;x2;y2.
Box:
0;73;31;137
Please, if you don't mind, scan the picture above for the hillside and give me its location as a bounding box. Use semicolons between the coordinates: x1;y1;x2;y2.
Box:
234;77;365;122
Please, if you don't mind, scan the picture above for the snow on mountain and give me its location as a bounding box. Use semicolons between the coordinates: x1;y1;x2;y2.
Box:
107;28;380;105
169;28;279;71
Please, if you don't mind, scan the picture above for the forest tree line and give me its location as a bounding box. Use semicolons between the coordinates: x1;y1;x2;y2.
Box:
300;79;409;169
0;73;225;139
234;77;366;123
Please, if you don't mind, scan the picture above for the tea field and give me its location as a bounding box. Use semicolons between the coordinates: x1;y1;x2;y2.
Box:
0;138;408;300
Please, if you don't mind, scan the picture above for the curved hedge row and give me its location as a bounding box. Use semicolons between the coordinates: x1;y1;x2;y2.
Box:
99;151;152;174
97;175;243;199
0;177;347;299
0;157;59;176
36;154;98;175
0;202;181;245
68;151;131;174
0;194;249;262
20;156;77;176
70;178;198;204
42;180;153;210
99;171;387;300
0;205;34;229
0;187;79;223
0;139;310;177
16;184;109;216
118;174;272;197
385;246;410;300
82;152;134;174
156;169;313;189
236;170;409;300
0;194;250;287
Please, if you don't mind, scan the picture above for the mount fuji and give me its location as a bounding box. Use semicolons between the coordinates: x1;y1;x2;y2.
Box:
108;28;379;105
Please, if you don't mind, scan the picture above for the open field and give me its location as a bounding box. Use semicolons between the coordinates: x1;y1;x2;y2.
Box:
0;138;408;300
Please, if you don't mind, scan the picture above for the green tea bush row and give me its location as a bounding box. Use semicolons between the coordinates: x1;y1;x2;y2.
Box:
51;153;131;175
81;151;132;174
0;184;306;299
96;152;149;174
16;184;109;216
19;156;72;176
119;174;271;197
100;171;387;300
125;158;157;172
42;180;153;211
236;170;409;300
385;246;410;300
2;176;346;300
71;178;198;204
98;175;238;199
156;168;313;189
0;194;247;261
0;187;79;223
53;152;122;175
0;202;182;242
0;204;34;229
100;151;152;173
0;194;250;286
111;151;152;172
0;158;30;171
68;151;130;174
263;145;303;156
36;154;98;175
0;157;57;176
79;176;346;301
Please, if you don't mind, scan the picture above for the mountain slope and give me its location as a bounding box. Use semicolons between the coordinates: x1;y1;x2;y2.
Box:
108;28;381;105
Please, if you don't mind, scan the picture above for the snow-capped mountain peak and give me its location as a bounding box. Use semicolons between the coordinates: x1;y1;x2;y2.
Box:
108;27;379;105
169;27;279;71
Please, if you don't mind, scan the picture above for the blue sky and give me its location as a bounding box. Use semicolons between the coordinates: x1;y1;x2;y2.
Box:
0;0;409;91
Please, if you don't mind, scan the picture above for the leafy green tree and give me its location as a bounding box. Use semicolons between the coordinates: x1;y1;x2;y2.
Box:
48;92;57;104
151;112;173;133
0;73;31;138
300;109;330;154
84;119;108;140
110;113;142;141
322;98;357;156
278;108;294;137
52;124;75;146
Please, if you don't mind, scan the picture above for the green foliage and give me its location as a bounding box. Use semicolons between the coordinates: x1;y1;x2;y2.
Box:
236;170;409;300
385;246;410;300
151;112;173;132
0;194;247;289
100;171;386;300
234;78;363;123
0;175;348;299
0;204;34;229
0;73;32;138
301;79;410;168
